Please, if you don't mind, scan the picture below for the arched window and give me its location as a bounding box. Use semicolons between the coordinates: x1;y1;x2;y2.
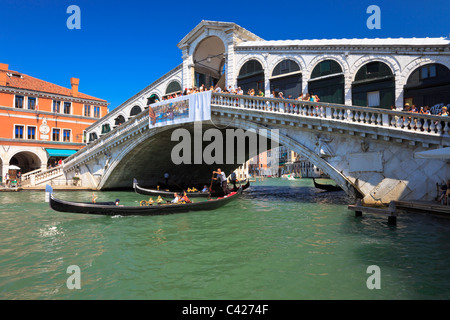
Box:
101;123;111;134
237;59;265;94
404;63;450;109
352;61;394;109
308;60;344;104
147;94;160;105
130;105;142;117
270;59;302;99
88;132;98;142
165;81;182;95
114;115;126;126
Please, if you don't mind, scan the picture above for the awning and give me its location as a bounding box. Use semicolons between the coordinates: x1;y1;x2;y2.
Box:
46;148;78;157
415;147;450;159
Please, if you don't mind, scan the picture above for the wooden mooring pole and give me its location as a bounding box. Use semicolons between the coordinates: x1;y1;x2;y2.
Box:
347;199;397;225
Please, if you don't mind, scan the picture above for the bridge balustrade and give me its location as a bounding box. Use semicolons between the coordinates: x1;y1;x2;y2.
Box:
211;92;450;136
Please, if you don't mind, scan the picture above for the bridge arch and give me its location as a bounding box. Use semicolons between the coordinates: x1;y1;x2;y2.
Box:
236;57;266;94
351;61;395;109
165;80;182;97
147;93;161;105
307;58;346;104
350;56;400;82
94;117;360;198
130;105;143;117
403;62;450;108
193;36;226;88
269;58;303;99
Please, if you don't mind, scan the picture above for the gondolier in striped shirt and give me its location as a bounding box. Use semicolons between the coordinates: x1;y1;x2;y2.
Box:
213;168;229;195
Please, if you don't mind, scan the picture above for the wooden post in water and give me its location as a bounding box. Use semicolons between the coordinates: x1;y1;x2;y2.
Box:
355;199;363;217
388;201;397;225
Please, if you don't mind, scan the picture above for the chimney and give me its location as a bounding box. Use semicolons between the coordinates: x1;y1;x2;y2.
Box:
0;63;8;86
70;77;79;97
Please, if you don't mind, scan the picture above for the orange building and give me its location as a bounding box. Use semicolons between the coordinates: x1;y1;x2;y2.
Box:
0;63;108;181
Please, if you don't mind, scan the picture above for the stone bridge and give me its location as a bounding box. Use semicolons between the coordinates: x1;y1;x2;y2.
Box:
63;92;450;205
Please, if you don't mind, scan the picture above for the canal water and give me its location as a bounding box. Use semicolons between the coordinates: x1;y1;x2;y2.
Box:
1;178;450;300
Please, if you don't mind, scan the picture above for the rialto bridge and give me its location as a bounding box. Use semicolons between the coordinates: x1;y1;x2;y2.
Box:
63;91;450;205
60;20;450;205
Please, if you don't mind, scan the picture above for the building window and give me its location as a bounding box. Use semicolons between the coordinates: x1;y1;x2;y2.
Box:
53;100;60;113
421;65;437;79
27;126;36;140
14;125;24;139
93;106;100;118
366;62;380;74
52;128;61;141
367;91;380;107
15;95;24;108
28;97;37;110
84;104;91;117
63;102;71;114
63;129;71;142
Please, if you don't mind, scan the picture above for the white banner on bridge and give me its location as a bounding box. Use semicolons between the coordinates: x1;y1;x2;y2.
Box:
148;91;211;128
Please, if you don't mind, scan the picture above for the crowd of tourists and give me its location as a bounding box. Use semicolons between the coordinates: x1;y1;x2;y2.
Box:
159;84;321;103
391;103;450;116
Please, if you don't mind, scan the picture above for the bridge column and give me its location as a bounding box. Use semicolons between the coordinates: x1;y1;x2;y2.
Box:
345;75;352;105
395;76;405;110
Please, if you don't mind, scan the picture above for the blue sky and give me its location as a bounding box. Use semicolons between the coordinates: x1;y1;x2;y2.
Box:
1;0;449;111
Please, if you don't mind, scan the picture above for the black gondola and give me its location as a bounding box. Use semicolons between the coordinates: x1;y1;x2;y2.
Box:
312;178;342;192
47;185;242;216
133;179;250;198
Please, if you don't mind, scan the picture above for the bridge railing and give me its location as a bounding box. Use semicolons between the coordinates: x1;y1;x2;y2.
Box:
211;93;450;136
64;107;150;166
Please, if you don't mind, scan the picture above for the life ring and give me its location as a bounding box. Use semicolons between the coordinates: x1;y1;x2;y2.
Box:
140;200;148;206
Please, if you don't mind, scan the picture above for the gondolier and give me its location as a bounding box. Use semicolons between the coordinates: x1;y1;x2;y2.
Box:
213;168;229;195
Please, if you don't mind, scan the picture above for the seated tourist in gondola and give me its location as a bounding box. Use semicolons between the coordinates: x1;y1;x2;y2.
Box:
169;193;180;204
181;191;192;203
201;185;209;192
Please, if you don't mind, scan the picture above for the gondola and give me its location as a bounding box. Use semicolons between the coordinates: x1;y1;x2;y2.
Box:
312;178;343;192
133;179;250;198
133;179;211;198
229;180;250;192
47;185;242;216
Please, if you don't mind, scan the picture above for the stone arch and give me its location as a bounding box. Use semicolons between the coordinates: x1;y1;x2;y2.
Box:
188;30;230;58
235;55;267;78
165;80;182;95
96;117;360;198
8;149;45;173
268;57;303;99
307;57;346;104
306;55;350;80
351;60;396;109
350;56;400;82
147;92;161;105
113;113;127;126
268;55;306;76
130;105;143;117
235;56;266;94
401;56;450;86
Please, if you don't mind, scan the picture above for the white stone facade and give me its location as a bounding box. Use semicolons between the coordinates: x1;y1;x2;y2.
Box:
85;20;450;140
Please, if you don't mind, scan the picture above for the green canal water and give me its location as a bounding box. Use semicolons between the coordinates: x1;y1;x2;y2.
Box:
1;178;450;300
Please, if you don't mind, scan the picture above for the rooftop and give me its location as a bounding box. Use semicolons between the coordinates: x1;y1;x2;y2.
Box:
237;37;450;48
0;67;107;103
